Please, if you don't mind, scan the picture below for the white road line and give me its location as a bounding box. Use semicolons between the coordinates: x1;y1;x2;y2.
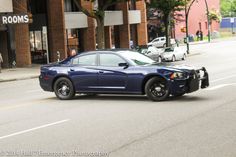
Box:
0;119;70;140
205;83;236;91
211;74;236;83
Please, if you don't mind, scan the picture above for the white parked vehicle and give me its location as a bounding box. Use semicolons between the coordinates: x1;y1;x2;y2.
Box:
161;46;187;62
147;37;176;48
144;46;164;62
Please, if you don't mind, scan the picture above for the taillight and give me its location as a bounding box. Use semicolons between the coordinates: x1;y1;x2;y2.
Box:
43;75;50;80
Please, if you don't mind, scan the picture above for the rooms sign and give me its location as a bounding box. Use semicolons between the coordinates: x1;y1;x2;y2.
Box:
0;14;32;25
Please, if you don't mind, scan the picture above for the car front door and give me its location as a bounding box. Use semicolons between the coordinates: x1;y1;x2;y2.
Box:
97;53;128;92
68;53;99;92
174;47;182;60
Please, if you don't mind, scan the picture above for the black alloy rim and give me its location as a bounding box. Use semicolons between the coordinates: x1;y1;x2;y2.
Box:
150;82;167;97
57;81;71;97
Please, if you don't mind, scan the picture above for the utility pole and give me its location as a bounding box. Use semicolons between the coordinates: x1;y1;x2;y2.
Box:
204;0;211;42
230;0;234;34
185;0;190;54
184;0;196;54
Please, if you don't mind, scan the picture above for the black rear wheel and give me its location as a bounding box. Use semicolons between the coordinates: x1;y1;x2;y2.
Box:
54;77;75;100
145;77;169;101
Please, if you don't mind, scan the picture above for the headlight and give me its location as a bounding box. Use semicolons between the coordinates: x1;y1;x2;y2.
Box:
170;72;187;80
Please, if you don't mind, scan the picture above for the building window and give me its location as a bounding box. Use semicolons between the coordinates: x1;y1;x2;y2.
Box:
64;0;79;12
28;0;47;14
199;22;202;31
205;22;208;30
66;29;80;53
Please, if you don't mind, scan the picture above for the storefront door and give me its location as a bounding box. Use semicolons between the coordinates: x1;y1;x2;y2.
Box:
29;26;48;64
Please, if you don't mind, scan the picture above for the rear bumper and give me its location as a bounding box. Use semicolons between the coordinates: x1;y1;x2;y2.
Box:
39;75;53;92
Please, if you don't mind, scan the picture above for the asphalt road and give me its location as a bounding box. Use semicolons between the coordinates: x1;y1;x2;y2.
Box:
0;39;236;157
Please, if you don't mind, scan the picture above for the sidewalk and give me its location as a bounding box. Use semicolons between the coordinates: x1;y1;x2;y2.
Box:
182;36;236;46
0;65;40;83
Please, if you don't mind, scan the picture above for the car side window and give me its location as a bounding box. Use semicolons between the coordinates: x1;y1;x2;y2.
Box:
100;54;126;67
72;54;96;66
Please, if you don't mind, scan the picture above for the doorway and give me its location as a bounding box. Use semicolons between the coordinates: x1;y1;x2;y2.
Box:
29;27;48;64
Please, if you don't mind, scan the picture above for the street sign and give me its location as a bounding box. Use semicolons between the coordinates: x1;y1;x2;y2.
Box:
0;13;32;25
230;18;234;23
181;27;186;33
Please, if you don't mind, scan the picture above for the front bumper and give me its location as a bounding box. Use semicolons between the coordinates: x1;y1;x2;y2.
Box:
161;56;172;61
169;67;209;95
187;67;209;92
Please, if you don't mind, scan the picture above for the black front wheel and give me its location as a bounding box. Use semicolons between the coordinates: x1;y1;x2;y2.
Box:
145;77;169;101
54;77;75;100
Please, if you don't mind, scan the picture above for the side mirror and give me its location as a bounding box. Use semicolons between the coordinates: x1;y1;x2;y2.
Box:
118;63;129;69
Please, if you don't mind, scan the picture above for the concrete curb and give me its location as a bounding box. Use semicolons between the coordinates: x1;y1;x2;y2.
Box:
0;75;39;83
187;52;201;57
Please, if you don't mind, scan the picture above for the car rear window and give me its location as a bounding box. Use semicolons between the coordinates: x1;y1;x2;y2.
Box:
72;54;97;66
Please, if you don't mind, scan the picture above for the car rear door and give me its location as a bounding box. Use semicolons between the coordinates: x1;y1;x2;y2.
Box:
97;53;128;92
160;37;165;47
153;38;159;47
68;53;99;91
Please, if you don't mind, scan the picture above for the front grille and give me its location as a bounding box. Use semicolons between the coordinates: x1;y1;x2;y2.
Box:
187;70;200;93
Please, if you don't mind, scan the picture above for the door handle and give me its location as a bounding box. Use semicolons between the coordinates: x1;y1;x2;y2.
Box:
98;71;104;74
70;69;75;72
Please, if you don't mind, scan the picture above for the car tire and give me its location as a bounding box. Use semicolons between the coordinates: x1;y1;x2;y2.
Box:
182;54;186;60
172;55;176;62
145;77;169;101
54;77;75;100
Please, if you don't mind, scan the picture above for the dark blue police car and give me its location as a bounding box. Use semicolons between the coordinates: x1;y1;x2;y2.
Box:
39;50;209;101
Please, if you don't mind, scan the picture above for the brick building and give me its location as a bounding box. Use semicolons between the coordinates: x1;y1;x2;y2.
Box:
175;0;220;39
0;0;148;68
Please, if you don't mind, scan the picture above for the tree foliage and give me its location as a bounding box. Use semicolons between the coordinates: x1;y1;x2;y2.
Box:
221;0;236;17
73;0;129;49
209;9;222;23
147;0;186;47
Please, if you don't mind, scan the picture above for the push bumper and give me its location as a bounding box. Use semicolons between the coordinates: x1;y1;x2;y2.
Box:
169;67;209;95
187;67;209;93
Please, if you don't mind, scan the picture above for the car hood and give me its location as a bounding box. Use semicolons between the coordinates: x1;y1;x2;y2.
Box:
143;62;196;72
165;64;196;71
